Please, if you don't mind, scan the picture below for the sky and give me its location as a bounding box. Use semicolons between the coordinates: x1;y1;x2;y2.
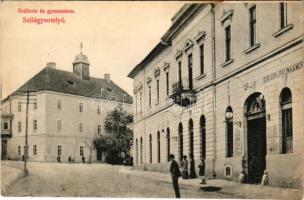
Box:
0;1;185;99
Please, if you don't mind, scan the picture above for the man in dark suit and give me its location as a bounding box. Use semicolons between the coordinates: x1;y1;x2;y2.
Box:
169;154;181;198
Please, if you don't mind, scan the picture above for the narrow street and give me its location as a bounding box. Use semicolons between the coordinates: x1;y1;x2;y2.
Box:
2;161;235;198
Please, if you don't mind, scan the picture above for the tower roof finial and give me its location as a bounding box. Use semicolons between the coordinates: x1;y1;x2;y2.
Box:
80;42;83;55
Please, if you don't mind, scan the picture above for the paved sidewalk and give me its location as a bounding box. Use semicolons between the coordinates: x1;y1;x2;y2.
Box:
119;167;303;199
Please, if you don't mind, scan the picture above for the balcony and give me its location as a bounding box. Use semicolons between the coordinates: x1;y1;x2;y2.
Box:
169;82;196;107
1;129;12;138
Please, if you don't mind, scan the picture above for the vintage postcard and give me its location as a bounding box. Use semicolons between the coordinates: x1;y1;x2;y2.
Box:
0;1;303;199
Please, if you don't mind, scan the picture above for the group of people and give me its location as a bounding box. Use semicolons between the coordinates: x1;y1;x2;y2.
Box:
169;154;206;198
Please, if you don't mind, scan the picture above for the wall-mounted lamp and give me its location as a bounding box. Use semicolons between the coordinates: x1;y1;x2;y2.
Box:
225;106;233;120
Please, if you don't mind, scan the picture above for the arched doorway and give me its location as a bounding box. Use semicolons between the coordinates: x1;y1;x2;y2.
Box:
189;119;194;157
200;115;206;159
245;92;267;184
178;123;183;162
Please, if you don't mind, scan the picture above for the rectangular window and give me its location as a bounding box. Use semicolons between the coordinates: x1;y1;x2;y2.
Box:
139;92;142;113
57;120;62;132
79;123;84;134
18;146;21;156
97;125;101;134
227;121;233;157
33;120;37;131
97;105;101;115
80;146;84;157
225;25;231;61
18;102;22;112
148;85;152;108
249;6;256;47
33;145;37;155
166;72;169;96
282;108;293;153
188;54;193;90
280;2;287;29
3;122;9;130
18;121;22;132
79;102;84;113
200;44;205;75
178;61;182;87
33;102;37;110
156;79;160;104
57;145;62;156
57;99;62;110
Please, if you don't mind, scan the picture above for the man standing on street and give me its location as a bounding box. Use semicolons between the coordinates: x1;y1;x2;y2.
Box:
169;154;181;198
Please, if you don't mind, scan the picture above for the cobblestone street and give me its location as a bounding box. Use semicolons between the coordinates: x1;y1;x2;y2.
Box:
2;161;302;199
1;161;234;198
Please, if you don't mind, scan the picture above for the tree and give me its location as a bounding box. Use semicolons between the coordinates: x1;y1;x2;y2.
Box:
94;107;133;164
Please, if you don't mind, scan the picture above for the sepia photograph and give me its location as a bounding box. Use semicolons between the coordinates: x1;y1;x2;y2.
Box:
0;1;303;199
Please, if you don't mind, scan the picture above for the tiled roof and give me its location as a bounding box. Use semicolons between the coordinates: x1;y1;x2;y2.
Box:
8;67;133;104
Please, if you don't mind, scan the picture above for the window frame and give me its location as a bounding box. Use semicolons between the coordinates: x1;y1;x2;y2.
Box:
80;146;84;157
18;121;22;133
57;119;62;132
57;145;62;156
33;119;37;131
57;99;63;110
225;25;232;62
33;145;37;155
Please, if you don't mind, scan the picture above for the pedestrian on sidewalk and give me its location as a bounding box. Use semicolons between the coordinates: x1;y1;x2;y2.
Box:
82;156;85;163
180;155;189;179
169;154;181;198
198;157;206;184
189;154;197;179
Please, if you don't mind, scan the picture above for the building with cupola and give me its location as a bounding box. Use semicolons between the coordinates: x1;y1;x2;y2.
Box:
128;3;303;188
1;49;133;163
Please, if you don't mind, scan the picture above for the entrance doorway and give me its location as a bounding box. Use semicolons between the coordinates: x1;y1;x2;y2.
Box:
97;147;102;162
247;117;266;183
245;93;267;184
1;140;8;160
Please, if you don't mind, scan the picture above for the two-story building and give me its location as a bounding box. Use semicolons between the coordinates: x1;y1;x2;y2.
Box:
128;3;303;188
1;51;133;163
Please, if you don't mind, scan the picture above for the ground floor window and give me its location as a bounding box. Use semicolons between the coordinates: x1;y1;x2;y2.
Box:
281;88;293;153
57;145;62;156
18;146;21;156
33;145;37;155
157;131;160;163
140;137;143;164
80;146;84;156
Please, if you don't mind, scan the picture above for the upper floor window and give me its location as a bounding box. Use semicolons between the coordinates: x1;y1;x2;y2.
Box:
148;85;152;108
33;120;37;131
79;123;84;134
57;120;62;132
3;122;9;130
57;99;62;110
79;102;84;113
178;61;182;87
139;92;142;113
188;53;193;90
97;105;101;115
135;95;138;114
33;102;37;110
18;102;22;112
18;121;22;132
249;6;256;47
200;44;205;75
166;72;169;96
225;25;231;62
280;2;287;29
97;125;102;134
33;145;37;155
156;79;160;104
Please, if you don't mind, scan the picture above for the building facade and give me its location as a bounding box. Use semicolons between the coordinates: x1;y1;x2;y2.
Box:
128;3;303;188
1;52;133;163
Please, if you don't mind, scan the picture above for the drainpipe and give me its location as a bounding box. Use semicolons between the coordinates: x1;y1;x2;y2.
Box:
210;3;217;178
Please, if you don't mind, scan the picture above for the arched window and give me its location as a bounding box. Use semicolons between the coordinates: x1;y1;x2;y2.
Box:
157;131;161;163
140;137;143;164
226;106;233;157
200;115;206;159
167;128;170;162
149;134;152;163
135;139;138;165
280;88;293;153
178;123;183;162
189;119;194;157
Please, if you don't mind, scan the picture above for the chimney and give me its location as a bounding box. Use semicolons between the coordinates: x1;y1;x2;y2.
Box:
46;62;56;69
104;74;110;82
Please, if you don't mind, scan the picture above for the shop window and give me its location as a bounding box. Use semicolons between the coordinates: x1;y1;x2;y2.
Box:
280;88;293;153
